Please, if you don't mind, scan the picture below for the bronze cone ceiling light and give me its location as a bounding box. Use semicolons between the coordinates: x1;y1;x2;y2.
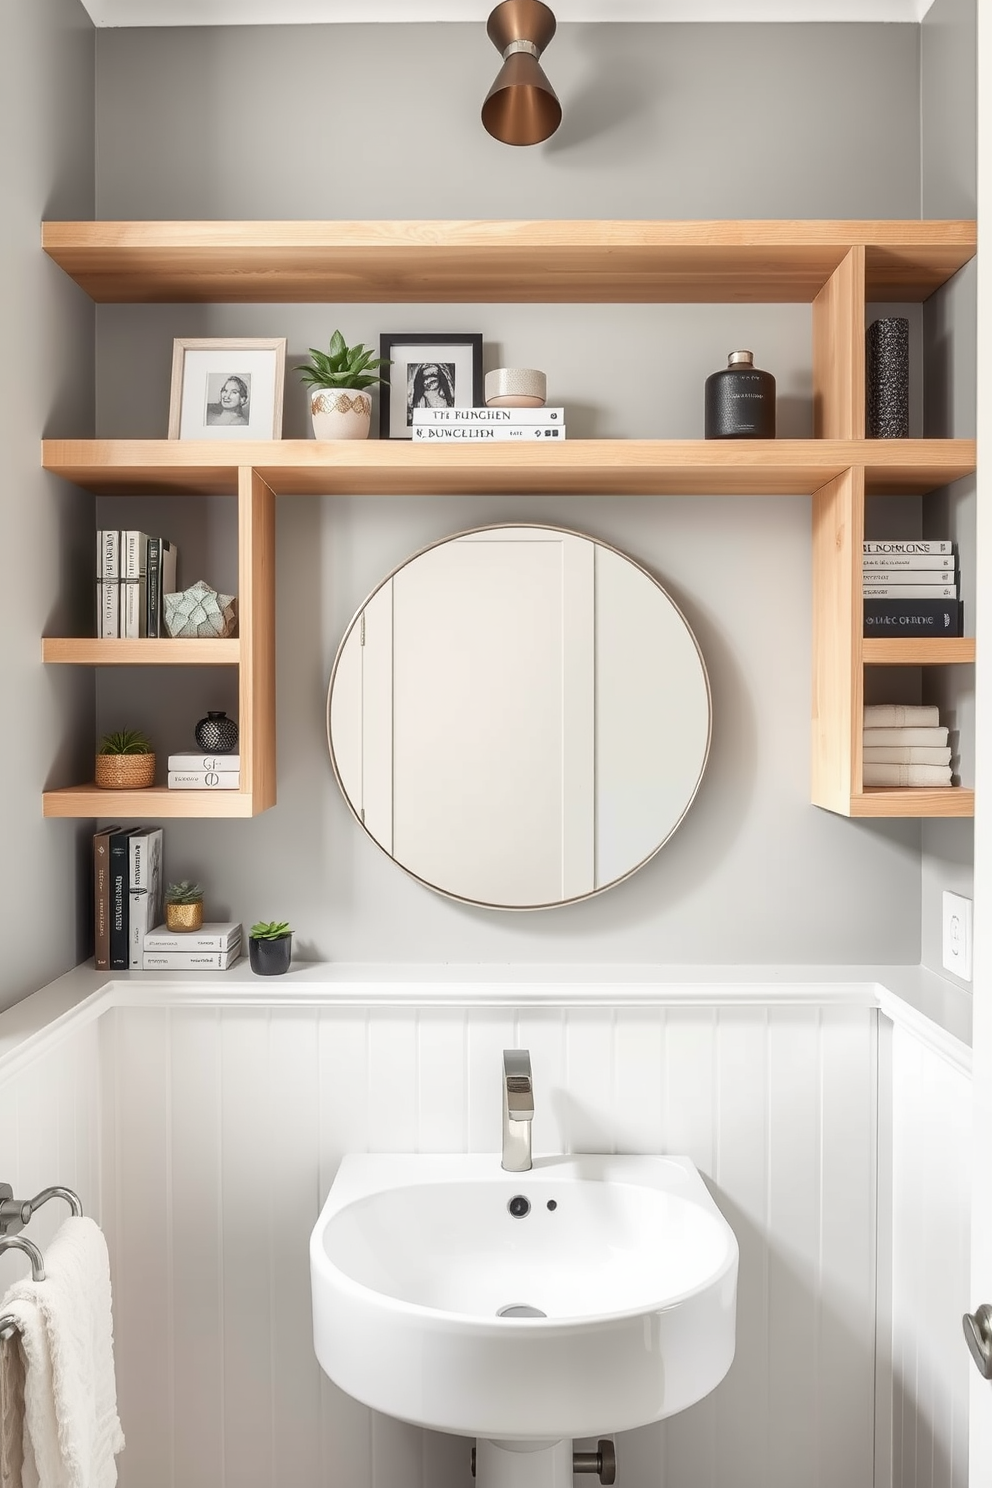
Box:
482;0;561;146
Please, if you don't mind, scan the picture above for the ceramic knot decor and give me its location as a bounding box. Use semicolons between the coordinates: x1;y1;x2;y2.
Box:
164;580;238;639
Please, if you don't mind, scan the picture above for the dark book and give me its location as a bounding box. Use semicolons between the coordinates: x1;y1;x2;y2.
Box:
93;825;122;970
147;538;178;638
864;599;961;637
109;827;141;969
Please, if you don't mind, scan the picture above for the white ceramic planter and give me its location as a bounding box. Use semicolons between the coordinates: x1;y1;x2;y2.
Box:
310;388;372;439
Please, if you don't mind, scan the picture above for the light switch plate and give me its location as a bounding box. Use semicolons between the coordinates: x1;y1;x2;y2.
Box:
942;891;973;982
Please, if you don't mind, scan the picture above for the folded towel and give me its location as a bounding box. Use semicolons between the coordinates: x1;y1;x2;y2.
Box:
863;726;949;747
862;746;952;766
1;1335;26;1488
0;1219;124;1488
863;762;953;787
863;704;940;728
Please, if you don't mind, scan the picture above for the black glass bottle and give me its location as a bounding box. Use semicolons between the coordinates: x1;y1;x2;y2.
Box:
704;350;776;439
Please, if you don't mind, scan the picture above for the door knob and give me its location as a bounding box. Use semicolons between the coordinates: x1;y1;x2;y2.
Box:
963;1305;992;1379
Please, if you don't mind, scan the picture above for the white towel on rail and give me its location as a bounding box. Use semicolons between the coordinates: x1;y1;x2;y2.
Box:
1;1332;27;1488
0;1219;124;1488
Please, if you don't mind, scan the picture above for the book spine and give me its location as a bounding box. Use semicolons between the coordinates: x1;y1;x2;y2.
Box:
412;407;565;425
128;827;164;970
168;771;241;789
863;599;961;636
167;754;242;771
93;826;119;971
96;529;120;579
143;931;242;952
146;538;162;637
862;554;957;570
411;424;566;441
862;540;953;555
862;584;957;599
861;568;955;584
123;575;148;637
160;541;178;605
98;580;120;639
108;829;132;970
141;951;240;970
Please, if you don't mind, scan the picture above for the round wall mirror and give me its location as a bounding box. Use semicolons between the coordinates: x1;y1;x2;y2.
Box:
326;524;712;910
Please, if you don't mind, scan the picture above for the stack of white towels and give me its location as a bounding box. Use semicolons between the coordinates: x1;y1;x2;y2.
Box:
0;1218;124;1488
863;702;953;788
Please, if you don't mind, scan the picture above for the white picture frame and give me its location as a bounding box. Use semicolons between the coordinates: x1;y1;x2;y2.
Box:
168;337;286;440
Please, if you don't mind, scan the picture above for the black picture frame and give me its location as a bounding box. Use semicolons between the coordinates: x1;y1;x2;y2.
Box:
379;332;484;440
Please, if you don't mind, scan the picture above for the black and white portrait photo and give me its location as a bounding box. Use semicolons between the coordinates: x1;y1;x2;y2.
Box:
406;361;456;424
205;372;251;427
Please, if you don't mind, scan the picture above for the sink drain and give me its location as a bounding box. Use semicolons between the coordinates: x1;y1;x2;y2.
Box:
496;1303;547;1318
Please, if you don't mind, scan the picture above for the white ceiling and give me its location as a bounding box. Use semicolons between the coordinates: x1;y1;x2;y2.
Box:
80;0;937;28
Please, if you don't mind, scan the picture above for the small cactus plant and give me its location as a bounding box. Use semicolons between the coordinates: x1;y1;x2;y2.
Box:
99;728;154;755
165;881;204;932
166;881;203;905
249;920;291;940
248;920;293;975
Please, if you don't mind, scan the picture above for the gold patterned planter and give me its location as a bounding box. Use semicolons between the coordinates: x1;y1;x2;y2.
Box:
95;753;156;789
166;901;203;932
310;389;372;440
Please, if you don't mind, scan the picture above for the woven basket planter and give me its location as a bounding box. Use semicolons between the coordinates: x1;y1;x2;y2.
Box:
95;753;156;789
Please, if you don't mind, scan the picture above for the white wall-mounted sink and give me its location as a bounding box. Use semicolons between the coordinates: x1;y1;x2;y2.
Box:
310;1153;738;1441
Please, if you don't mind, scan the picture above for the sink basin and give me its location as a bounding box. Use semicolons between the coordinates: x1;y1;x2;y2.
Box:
310;1153;738;1440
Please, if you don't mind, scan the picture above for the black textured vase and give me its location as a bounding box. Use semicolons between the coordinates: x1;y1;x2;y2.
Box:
194;710;239;753
704;350;776;438
866;317;909;438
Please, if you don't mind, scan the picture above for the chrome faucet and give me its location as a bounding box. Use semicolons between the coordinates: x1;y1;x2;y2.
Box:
501;1049;534;1172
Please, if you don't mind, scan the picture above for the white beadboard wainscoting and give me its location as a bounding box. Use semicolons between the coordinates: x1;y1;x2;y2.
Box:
0;973;974;1488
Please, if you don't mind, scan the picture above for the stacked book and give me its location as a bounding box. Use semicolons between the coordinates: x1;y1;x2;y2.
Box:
93;824;165;971
863;540;960;637
142;920;243;971
863;703;953;788
97;529;178;639
411;407;565;442
168;751;241;790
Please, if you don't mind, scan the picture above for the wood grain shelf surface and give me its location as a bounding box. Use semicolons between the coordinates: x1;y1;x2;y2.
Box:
849;788;975;819
42;638;240;664
42;219;976;303
42;439;976;498
42;784;258;819
862;637;976;665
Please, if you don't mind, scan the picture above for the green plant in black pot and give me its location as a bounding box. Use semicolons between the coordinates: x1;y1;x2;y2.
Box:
248;920;293;976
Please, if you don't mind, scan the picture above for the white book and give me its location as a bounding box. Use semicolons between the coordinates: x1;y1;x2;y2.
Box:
127;826;164;970
141;948;242;970
862;540;953;555
96;529;120;579
168;770;241;789
863;704;940;728
97;580;120;639
122;530;149;638
863;763;953;788
412;406;565;425
145;920;242;951
863;726;949;747
862;568;955;584
862;554;956;571
863;746;952;765
412;424;566;442
863;584;957;599
167;751;242;770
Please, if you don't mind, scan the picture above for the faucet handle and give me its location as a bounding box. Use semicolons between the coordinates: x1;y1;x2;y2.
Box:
503;1049;534;1120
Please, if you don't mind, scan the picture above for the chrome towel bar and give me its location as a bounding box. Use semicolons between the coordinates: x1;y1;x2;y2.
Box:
0;1181;83;1341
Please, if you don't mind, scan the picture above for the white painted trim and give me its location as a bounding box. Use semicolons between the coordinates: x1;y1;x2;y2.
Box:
0;961;969;1082
80;0;936;27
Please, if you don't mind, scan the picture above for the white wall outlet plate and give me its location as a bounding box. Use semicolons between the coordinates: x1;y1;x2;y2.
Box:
942;891;973;982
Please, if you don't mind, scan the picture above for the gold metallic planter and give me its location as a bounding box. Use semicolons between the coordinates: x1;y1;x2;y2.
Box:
166;901;203;932
95;753;156;789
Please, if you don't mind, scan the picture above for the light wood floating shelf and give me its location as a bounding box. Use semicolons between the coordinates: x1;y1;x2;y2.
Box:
42;439;976;499
42;219;976;304
862;637;976;665
42;785;259;819
41;217;977;820
42;638;240;665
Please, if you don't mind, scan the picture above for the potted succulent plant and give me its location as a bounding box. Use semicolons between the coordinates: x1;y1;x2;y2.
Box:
166;881;204;932
95;728;156;790
296;331;390;440
248;920;293;976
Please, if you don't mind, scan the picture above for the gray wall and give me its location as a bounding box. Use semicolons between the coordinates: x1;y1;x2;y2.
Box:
920;0;977;982
0;0;95;1009
91;22;933;966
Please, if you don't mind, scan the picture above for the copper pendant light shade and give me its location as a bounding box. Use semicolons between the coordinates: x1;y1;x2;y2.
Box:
482;0;561;147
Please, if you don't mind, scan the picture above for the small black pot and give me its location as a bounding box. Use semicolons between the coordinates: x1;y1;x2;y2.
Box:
248;934;292;976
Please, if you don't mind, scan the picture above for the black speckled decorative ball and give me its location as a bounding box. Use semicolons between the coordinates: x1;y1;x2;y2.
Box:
866;317;909;438
194;710;239;753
